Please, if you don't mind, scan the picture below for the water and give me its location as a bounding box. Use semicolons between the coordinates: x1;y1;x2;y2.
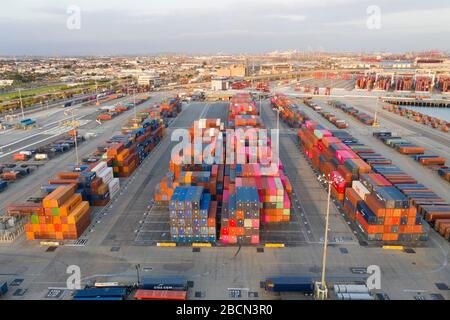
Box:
406;107;450;122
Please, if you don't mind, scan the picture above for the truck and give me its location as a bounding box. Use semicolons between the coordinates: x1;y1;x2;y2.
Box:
34;153;49;161
72;287;128;300
141;276;188;291
0;281;8;296
264;276;315;293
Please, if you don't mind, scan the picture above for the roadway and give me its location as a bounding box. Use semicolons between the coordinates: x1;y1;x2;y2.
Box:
0;92;171;213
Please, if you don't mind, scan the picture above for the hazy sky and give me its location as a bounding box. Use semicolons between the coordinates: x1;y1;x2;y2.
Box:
0;0;449;55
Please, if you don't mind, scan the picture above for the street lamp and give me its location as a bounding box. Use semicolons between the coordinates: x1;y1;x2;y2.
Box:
276;108;280;132
133;89;137;119
314;173;344;300
373;95;381;127
18;88;25;120
64;109;79;165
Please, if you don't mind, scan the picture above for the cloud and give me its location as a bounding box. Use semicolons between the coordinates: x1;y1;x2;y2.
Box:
325;6;450;33
0;0;449;54
178;30;251;38
269;14;307;22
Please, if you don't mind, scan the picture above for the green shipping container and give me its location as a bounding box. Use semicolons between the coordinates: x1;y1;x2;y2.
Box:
31;215;39;224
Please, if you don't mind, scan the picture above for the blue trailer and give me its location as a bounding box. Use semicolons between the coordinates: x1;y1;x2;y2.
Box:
141;276;188;291
0;180;7;193
0;281;8;296
265;276;315;293
72;287;127;300
72;297;123;301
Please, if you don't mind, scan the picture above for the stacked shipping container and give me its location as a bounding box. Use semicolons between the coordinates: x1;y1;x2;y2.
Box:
5;185;92;240
297;120;429;243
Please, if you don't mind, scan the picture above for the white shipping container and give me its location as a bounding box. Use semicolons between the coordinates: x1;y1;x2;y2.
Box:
91;161;108;174
334;284;370;294
35;153;48;160
108;178;120;199
352;181;370;200
97;167;113;185
336;293;374;300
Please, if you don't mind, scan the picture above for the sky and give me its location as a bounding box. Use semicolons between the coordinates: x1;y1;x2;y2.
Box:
0;0;449;55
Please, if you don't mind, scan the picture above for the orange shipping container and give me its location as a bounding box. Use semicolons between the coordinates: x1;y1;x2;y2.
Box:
43;185;76;208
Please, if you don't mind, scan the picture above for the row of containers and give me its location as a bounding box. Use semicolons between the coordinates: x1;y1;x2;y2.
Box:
269;94;309;128
12;133;84;162
271;94;449;242
97;95;150;121
303;98;349;129
373;132;449;183
0;134;84;194
295;119;449;243
4;99;176;241
327;100;375;125
63;90;124;108
297;122;433;243
154;93;293;245
382;104;449;133
355;74;437;93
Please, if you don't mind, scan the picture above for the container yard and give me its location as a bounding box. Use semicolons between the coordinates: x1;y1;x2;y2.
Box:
1;0;450;307
152;93;295;246
0;84;449;302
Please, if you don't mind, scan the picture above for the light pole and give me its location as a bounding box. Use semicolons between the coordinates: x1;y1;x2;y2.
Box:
314;173;344;300
19;88;25;120
133;89;137;119
373;95;381;127
276;108;280;132
259;93;262;115
65;109;79;165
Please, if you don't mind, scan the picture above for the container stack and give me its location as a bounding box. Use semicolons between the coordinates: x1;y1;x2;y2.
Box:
106;141;139;178
236;175;291;223
228;94;258;122
221;186;260;245
271;94;309;128
24;185;91;240
91;161;120;201
159;98;182;118
344;176;423;242
169;186;216;243
297;120;431;243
